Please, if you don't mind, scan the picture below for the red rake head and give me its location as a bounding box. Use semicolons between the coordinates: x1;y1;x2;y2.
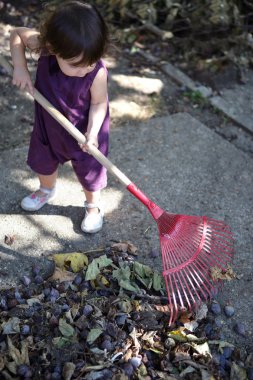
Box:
157;212;234;325
126;183;234;325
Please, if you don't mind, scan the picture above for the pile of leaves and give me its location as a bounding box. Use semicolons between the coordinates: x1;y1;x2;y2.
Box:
0;242;252;379
2;0;253;84
94;0;253;68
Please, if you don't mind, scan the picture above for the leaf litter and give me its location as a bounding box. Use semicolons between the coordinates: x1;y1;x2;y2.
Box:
0;243;251;379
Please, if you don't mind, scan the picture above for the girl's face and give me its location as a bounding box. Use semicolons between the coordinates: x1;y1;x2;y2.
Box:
55;55;95;77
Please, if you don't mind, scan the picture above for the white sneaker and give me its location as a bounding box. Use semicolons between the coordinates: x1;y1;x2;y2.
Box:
81;201;104;233
21;187;57;211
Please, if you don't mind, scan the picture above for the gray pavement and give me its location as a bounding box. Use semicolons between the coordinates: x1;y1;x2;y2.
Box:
0;112;252;348
210;74;253;135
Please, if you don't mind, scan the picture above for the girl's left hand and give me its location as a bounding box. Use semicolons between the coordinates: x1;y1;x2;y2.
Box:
79;133;98;153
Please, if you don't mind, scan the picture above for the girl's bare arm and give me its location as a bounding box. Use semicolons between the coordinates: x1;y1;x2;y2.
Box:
10;27;40;94
81;66;108;152
87;67;108;136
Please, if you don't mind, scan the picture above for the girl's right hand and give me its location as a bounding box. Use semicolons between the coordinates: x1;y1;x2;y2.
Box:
12;66;34;95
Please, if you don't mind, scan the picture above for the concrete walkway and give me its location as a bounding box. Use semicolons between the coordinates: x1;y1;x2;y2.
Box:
0;112;252;347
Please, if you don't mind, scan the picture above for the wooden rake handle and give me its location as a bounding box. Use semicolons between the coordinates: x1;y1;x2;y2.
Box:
0;55;131;187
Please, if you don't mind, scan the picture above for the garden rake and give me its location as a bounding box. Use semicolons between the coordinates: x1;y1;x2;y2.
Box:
0;56;234;325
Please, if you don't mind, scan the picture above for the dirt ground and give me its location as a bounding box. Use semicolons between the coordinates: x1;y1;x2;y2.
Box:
1;1;253;157
0;2;252;378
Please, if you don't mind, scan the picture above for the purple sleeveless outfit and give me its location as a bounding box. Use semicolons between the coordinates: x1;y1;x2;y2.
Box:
27;54;109;192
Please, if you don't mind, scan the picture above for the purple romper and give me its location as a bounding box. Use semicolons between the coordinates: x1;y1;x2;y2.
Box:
27;54;109;192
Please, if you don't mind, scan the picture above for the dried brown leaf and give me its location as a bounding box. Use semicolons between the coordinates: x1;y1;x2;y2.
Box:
48;267;76;282
4;235;15;245
179;311;191;324
154;304;170;313
0;355;4;371
62;362;76;380
210;265;237;281
7;336;29;366
111;241;138;255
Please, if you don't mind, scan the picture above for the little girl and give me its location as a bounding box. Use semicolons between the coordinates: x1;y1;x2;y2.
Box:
10;1;110;233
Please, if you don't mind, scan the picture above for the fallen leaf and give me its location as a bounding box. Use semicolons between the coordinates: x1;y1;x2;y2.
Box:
230;362;248;380
7;336;29;365
118;298;133;313
113;263;140;293
209;340;234;352
2;317;20;334
0;355;5;371
179;311;191;324
111;242;129;252
111;241;138;255
200;369;215;380
210;265;237;281
51;252;88;272
179;366;196;377
4;235;15;245
152;271;164;291
48;267;76;282
133;261;153;278
191;342;211;357
154;304;170;313
168;329;187;342
87;328;103;344
129;327;141;352
62;362;76;380
59;318;75;338
85;255;113;281
195;303;208;321
184;320;199;332
52;337;72;348
26;298;42;307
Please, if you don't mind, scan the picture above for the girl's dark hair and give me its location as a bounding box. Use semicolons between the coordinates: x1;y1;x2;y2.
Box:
39;1;108;65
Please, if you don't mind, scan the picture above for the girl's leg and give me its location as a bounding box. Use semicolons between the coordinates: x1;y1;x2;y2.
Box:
21;170;58;211
37;170;58;195
81;188;104;233
83;188;101;214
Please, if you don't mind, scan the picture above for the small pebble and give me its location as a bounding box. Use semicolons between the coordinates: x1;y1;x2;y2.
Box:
129;356;142;368
17;365;28;376
51;372;61;380
82;304;93;316
21;276;31;286
150;248;159;258
32;265;41;275
100;339;114;352
247;368;253;380
219;354;226;368
210;287;218;298
225;359;232;370
214;317;223;328
116;314;127;326
164;337;176;348
34;275;43;284
224;305;235;317
21;325;30;335
223;346;234;359
61;303;69;312
212;353;220;365
234;321;246;336
122;363;134;377
74;274;83;285
210;302;221;315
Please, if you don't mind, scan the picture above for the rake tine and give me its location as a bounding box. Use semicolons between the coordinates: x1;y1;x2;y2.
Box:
191;260;213;297
202;247;231;267
168;274;179;325
177;267;199;310
204;244;234;262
